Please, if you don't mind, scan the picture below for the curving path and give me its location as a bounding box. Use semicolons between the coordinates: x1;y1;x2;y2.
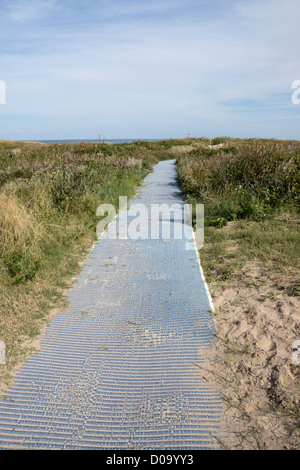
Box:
0;160;225;450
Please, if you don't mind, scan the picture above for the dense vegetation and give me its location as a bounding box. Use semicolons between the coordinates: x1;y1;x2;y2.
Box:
0;139;175;375
176;137;300;291
0;140;175;285
177;138;299;227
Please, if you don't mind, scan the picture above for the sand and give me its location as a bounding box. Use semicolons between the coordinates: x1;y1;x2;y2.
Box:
200;261;300;449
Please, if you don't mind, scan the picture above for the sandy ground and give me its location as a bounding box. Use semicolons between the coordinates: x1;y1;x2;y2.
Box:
200;261;300;449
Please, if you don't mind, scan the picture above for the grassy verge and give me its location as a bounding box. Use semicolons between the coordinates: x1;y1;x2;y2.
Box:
0;139;180;391
176;136;299;293
176;137;300;449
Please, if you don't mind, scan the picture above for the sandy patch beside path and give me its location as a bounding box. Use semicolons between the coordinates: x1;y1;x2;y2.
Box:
200;262;300;449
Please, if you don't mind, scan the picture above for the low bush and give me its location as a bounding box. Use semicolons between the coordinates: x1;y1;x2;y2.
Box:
177;138;300;225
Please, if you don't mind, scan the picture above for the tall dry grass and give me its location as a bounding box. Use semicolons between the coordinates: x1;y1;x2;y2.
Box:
0;192;46;284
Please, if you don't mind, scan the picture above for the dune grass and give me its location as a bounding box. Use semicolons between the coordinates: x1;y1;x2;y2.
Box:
0;139;179;384
176;137;300;288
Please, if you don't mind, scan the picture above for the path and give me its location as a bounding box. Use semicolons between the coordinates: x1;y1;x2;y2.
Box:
0;160;225;450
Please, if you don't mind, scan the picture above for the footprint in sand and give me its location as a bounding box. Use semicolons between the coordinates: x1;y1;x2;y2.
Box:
256;335;276;352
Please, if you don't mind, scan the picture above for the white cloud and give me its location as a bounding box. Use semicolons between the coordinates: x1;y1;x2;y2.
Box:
0;0;299;140
4;0;61;23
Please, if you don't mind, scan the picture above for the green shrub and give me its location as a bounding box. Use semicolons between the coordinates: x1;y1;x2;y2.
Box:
177;139;300;225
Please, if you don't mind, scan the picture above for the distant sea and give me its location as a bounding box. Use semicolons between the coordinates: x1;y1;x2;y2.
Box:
34;139;163;144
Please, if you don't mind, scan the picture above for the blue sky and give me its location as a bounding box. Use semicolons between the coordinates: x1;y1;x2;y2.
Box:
0;0;299;140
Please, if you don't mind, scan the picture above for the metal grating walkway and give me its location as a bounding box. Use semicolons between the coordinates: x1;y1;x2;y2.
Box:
0;159;224;450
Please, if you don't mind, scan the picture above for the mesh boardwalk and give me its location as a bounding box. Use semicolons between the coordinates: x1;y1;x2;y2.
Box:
0;160;224;450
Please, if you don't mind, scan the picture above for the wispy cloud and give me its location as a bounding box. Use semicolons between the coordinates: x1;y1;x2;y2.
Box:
0;0;299;140
2;0;61;23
